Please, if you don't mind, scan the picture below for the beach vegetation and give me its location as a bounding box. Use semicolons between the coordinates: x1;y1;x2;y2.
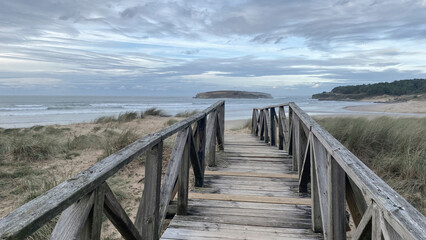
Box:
117;111;139;122
315;116;425;214
166;118;179;126
93;115;117;124
175;110;199;118
141;107;169;117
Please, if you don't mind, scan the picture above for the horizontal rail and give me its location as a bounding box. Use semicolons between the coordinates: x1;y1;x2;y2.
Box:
0;101;225;240
253;102;289;110
252;102;426;240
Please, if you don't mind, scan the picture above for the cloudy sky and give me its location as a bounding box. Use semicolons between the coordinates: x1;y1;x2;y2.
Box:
1;0;425;96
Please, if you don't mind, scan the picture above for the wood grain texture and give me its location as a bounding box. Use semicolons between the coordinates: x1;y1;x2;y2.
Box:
50;192;94;240
204;171;298;179
135;142;163;240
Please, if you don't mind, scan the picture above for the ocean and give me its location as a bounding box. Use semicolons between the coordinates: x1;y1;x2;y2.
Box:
0;95;374;128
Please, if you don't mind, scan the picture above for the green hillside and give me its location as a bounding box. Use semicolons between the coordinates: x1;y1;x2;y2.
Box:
313;79;426;100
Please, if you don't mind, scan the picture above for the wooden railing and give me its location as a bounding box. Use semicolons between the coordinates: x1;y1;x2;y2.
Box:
252;103;426;240
0;101;225;240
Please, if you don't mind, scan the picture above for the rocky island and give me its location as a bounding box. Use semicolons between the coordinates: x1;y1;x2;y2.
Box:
195;90;273;99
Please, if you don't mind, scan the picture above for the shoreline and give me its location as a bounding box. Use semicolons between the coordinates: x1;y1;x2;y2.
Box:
343;100;426;114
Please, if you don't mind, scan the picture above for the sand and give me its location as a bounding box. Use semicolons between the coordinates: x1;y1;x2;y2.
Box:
344;100;426;114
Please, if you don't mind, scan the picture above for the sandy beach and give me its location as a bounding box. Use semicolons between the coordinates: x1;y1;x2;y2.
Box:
344;100;426;114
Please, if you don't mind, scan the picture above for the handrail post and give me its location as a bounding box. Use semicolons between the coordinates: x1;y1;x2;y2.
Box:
328;155;346;240
270;108;276;146
135;141;163;240
195;116;206;174
251;109;257;135
278;107;284;150
177;132;190;215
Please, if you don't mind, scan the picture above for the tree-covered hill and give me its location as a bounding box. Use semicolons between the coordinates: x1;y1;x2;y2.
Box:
313;79;426;101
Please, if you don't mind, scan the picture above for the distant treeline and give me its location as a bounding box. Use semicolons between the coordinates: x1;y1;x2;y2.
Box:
313;79;426;100
331;79;426;96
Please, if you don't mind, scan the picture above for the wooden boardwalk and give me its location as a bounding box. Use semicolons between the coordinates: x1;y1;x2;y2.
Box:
161;133;323;240
2;101;424;240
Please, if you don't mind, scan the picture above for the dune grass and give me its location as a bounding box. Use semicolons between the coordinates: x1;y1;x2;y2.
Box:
141;107;169;117
175;110;199;118
315;116;425;214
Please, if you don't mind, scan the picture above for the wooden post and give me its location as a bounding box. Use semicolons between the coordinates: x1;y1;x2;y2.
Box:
310;138;322;233
251;109;256;135
220;103;225;149
288;107;293;155
135;141;163;240
278;107;284;150
263;109;270;143
195;117;206;173
298;122;308;176
81;185;104;240
206;111;217;167
270;108;276;146
292;114;299;171
259;110;265;140
178;133;190;215
328;155;346;240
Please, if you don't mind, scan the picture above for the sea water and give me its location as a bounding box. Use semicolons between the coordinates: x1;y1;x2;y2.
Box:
0;95;373;128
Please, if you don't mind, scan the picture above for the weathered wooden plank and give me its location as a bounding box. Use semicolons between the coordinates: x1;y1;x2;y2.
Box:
194;117;206;174
218;103;225;150
186;199;311;212
205;111;217;167
310;136;322;233
188;127;203;187
103;183;142;240
312;135;329;238
164;214;312;229
264;109;271;143
292;113;300;171
189;193;311;205
167;219;317;235
135;142;163;240
346;176;368;227
352;203;374;240
278;106;284;150
177;132;190;216
204;171;298;179
270;107;277;146
298;133;312;192
50;192;95;240
328;155;346;240
85;184;105;240
259;110;265;140
158;129;189;232
216;111;224;151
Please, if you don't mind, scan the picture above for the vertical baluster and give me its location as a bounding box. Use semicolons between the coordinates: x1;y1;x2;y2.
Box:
328;155;346;240
135;141;163;240
177;132;190;215
270;108;276;146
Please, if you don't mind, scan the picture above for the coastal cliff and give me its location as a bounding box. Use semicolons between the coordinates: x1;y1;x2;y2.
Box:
195;90;272;99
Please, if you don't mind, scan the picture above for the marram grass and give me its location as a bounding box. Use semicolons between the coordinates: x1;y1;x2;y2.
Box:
315;116;425;214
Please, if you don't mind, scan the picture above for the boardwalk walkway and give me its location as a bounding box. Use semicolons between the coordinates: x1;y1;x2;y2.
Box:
161;133;323;239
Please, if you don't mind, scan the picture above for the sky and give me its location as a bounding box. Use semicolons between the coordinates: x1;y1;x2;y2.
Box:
0;0;425;97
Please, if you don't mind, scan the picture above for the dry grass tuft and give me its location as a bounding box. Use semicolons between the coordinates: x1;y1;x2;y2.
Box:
315;116;425;214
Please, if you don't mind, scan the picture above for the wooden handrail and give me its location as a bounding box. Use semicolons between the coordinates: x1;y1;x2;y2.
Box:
0;101;225;240
252;102;426;240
